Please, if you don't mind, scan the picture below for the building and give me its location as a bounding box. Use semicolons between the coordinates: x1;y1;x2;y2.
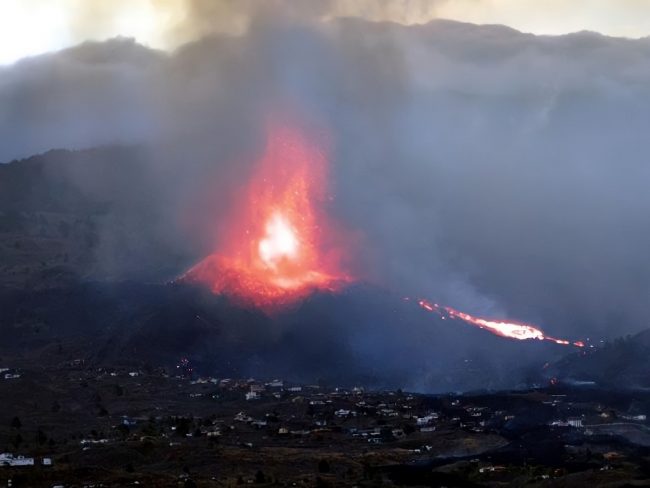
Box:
568;418;584;428
0;454;35;467
416;414;437;426
245;391;260;401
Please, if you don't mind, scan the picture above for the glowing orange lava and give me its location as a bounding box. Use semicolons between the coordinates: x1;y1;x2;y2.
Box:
416;299;584;347
181;123;350;310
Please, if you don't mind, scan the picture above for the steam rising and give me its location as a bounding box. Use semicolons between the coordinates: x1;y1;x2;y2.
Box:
3;7;650;388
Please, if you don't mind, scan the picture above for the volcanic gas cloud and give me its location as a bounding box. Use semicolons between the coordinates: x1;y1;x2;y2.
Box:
181;122;351;309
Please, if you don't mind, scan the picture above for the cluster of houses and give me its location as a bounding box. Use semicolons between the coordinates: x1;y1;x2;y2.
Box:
0;453;51;467
17;359;650;461
176;376;607;445
53;364;644;443
202;378;650;448
550;418;584;428
186;379;449;445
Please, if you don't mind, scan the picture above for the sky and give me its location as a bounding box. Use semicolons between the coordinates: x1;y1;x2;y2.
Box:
2;0;650;64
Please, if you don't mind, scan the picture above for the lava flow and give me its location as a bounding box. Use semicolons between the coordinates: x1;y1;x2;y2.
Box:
417;299;584;347
180;122;350;310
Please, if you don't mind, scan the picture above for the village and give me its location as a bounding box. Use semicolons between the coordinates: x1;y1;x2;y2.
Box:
1;358;650;486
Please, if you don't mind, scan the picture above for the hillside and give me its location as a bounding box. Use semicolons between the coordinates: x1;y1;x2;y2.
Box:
0;147;190;287
548;330;650;388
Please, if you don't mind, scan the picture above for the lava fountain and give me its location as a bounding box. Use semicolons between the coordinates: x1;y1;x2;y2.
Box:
416;299;584;347
180;122;351;310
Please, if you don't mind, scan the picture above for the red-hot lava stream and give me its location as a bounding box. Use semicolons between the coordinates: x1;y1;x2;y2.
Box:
414;298;584;348
181;120;585;348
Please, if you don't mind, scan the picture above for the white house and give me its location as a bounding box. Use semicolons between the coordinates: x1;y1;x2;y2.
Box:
416;414;437;426
0;454;35;467
245;391;260;401
568;418;584;428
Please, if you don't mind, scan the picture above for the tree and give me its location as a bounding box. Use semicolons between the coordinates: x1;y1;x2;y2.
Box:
255;470;266;483
11;434;23;449
402;423;416;435
140;422;158;437
37;429;47;445
116;424;130;439
318;459;330;473
175;417;192;437
380;426;394;442
10;417;21;429
316;477;331;488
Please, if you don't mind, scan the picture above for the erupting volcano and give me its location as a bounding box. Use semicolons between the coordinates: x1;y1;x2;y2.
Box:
181;122;351;309
416;299;585;347
181;120;587;347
